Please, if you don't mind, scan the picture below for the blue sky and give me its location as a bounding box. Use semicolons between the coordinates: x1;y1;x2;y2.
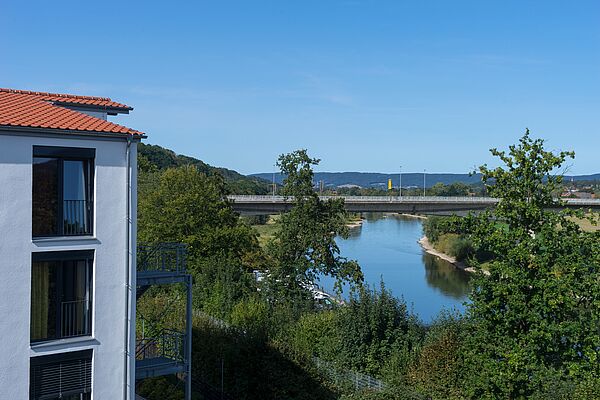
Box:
1;1;598;175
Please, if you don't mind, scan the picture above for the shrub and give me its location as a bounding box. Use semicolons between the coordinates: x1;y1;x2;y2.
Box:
408;312;467;400
449;236;474;261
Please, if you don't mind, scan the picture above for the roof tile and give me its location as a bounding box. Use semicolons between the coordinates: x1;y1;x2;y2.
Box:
0;89;142;136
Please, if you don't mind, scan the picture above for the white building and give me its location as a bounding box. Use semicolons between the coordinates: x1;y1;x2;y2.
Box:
0;88;141;399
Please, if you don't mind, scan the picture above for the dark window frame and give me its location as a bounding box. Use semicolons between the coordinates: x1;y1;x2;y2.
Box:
31;251;94;343
30;349;92;400
32;146;95;238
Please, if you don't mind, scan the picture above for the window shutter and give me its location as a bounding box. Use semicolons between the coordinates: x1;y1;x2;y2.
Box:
30;350;92;399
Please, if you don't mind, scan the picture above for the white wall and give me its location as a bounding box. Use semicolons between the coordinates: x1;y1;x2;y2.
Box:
0;132;137;399
63;107;108;120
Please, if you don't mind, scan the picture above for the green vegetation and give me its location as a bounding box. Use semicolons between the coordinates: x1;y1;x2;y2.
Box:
267;150;363;297
422;217;477;263
139;142;270;194
136;132;600;400
458;131;600;398
245;215;280;247
569;215;600;232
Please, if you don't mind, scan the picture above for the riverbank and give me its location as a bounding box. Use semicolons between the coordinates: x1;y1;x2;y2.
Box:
399;213;427;220
346;218;364;228
346;214;364;228
418;236;477;273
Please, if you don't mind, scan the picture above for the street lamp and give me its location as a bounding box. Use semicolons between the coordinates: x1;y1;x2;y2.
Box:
272;169;276;197
423;169;426;197
399;166;402;198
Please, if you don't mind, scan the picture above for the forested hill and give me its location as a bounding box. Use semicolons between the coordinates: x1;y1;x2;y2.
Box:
252;171;600;189
253;172;483;188
139;143;270;194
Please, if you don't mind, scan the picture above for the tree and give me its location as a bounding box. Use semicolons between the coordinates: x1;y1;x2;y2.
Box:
138;165;261;271
429;182;471;197
267;150;363;297
461;130;600;398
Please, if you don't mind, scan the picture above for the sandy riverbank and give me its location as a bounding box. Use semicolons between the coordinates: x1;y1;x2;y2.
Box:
418;236;478;274
399;213;427;220
346;218;364;228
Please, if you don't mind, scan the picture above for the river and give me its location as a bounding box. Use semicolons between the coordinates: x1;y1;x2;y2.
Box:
321;214;471;322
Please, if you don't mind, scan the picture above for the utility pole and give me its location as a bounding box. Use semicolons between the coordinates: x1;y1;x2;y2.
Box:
423;169;426;197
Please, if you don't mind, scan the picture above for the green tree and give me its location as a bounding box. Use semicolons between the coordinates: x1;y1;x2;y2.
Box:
138;165;260;268
461;130;600;398
334;283;423;380
429;182;471;197
268;150;363;296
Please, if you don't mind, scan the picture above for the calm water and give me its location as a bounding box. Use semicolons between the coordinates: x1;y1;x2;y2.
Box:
321;214;471;322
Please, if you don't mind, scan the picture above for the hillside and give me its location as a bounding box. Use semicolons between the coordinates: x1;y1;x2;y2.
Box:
252;171;600;189
139;143;270;194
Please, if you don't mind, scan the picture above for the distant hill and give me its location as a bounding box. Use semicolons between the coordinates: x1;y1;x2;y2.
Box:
139;143;270;194
251;171;600;189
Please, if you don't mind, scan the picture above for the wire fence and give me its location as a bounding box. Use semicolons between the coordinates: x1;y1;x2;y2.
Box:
313;357;385;391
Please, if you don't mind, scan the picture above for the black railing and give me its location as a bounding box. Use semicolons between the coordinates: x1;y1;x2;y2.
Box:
137;243;187;274
63;199;93;236
136;329;186;364
61;299;91;338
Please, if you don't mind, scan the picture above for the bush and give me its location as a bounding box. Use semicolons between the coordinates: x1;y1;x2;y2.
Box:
408;312;468;400
339;385;426;400
242;214;270;225
432;233;474;262
422;216;464;243
230;296;269;340
449;236;474;261
334;283;424;378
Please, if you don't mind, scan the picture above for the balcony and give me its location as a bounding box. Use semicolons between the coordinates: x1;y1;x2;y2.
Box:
135;242;192;398
137;243;188;285
135;329;187;379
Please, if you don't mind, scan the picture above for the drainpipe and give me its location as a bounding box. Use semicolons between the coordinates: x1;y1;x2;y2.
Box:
123;136;133;399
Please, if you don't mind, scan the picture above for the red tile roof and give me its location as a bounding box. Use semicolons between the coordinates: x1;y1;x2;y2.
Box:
0;88;143;136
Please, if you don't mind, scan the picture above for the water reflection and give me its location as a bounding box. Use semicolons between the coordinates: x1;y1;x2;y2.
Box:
422;254;471;299
326;213;472;321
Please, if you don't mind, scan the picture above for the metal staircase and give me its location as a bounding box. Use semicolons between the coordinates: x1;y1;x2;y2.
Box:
135;243;192;400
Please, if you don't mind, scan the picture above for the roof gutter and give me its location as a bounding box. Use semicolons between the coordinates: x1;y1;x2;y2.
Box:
0;125;146;140
52;101;133;115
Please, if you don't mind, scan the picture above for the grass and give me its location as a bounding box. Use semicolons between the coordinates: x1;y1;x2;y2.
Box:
252;215;280;247
569;215;600;232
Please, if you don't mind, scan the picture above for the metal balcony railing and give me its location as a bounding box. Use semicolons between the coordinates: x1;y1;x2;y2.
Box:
63;199;93;235
136;329;186;364
137;243;187;275
60;299;91;338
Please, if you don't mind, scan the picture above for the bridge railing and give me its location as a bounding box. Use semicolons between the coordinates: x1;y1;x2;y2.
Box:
228;195;600;206
228;195;500;203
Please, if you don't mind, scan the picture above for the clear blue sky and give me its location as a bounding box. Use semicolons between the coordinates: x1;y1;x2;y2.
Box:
1;1;598;175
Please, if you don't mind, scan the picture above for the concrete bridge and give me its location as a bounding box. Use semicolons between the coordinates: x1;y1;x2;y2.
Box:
228;195;600;215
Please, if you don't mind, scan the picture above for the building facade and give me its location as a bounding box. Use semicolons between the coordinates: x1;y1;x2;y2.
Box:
0;89;141;399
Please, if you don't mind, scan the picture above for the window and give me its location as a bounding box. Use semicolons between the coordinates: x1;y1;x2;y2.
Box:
30;350;92;400
31;251;93;343
32;146;94;237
